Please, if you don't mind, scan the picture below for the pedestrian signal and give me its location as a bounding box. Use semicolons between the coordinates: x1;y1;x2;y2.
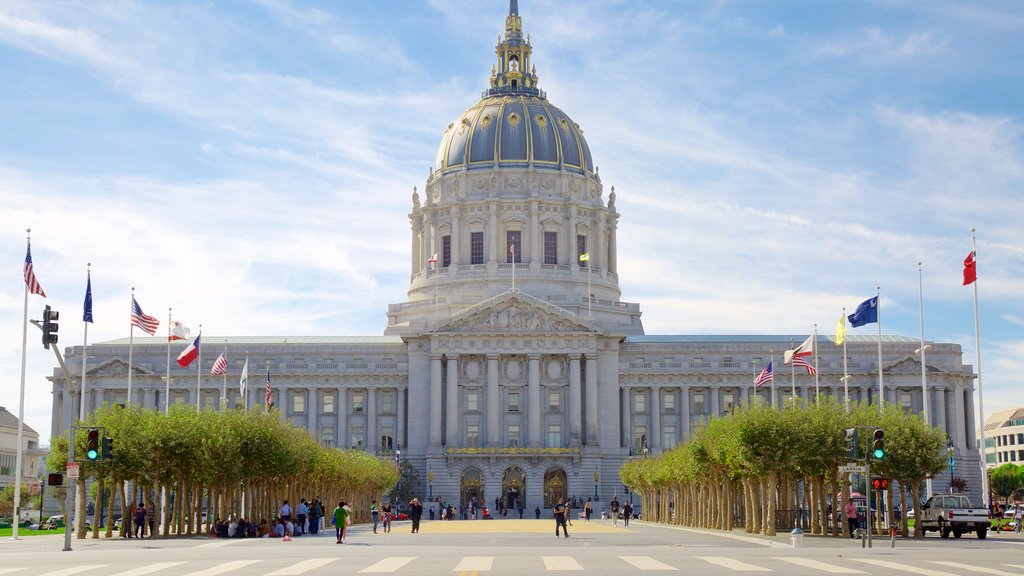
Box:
871;477;889;490
102;436;113;460
47;473;63;486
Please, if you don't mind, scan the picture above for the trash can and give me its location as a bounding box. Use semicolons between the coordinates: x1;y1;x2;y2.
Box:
791;527;804;548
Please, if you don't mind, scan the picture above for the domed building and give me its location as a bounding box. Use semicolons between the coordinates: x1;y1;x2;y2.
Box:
50;1;984;511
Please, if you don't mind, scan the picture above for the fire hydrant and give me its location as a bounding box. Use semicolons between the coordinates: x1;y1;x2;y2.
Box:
791;527;804;548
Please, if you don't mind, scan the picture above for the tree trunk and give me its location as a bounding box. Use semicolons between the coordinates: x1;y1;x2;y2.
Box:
105;477;116;538
91;476;103;538
911;479;923;539
765;473;777;536
75;477;87;539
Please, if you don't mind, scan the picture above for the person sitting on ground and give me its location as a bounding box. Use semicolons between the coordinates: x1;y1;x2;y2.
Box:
227;517;238;538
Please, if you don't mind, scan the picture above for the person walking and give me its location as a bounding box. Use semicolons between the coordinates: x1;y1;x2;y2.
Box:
409;498;423;533
382;500;393;533
370;500;380;534
584;497;593;521
1014;506;1022;533
610;496;620;526
296;499;308;535
332;501;349;544
623;501;632;526
134;502;147;539
844;498;858;538
554;497;569;538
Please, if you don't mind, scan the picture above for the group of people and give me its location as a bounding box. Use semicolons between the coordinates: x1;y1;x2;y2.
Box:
277;498;327;535
122;501;155;539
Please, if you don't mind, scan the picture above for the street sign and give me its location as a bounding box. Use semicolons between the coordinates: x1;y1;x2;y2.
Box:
839;464;866;474
66;462;80;480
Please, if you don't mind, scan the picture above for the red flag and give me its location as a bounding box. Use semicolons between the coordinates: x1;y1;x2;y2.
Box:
963;251;977;285
176;335;200;367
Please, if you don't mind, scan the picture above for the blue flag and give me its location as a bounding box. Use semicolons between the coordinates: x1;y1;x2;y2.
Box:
83;272;93;323
848;296;878;327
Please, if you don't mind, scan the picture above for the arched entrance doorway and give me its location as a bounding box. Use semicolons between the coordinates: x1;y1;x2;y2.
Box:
501;466;526;511
460;467;484;508
543;467;567;508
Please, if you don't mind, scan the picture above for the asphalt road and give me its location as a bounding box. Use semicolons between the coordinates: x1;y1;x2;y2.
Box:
2;519;1023;576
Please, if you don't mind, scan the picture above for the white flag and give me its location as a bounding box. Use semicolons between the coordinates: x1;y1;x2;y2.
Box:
784;334;814;365
239;359;249;396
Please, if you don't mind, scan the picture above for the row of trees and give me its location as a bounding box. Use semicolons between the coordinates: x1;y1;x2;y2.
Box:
620;398;948;538
46;404;399;539
991;463;1024;506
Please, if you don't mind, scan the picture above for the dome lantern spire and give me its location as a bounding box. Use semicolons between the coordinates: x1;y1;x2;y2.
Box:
487;0;543;98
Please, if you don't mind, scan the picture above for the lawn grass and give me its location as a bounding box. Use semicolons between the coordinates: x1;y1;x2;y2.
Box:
0;527;65;537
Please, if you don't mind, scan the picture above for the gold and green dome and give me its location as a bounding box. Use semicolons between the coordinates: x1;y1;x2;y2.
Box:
433;1;594;176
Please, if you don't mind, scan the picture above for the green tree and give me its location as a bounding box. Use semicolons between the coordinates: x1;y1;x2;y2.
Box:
991;464;1021;506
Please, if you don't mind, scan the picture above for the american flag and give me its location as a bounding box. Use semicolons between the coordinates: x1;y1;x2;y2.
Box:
792;356;817;375
131;298;160;335
211;353;228;376
24;243;46;298
754;361;773;388
265;367;273;409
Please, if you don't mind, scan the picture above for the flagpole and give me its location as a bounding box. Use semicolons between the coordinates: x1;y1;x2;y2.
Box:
842;308;850;412
876;285;883;412
511;244;515;292
813;323;820;402
789;339;796;402
770;351;776;408
970;228;988;507
221;343;227;410
243;352;250;413
917;261;933;497
165;309;172;415
128;287;135;407
195;324;202;409
80;264;91;422
13;230;33;540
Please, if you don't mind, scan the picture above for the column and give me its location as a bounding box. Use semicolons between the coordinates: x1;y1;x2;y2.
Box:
963;386;977;450
596;212;607;275
410;218;421;274
568;205;578;276
740;383;749;407
528;355;541;447
585;355;598;445
420;214;430;272
680;387;691;440
487;354;500;446
529;200;540;268
709;385;720;417
569;356;582;444
397;387;406;449
430;355;443;447
935;387;948;438
446;355;460;446
307;387;317;436
337;388;348;449
621;387;631;449
367;387;378;453
650;387;662;453
953;384;967;450
451;206;461;270
488;202;499;263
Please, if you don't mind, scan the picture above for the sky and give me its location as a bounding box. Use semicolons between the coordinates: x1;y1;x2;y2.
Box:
1;0;1021;446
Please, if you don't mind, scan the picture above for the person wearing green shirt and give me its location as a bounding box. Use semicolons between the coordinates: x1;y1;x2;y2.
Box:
332;501;349;544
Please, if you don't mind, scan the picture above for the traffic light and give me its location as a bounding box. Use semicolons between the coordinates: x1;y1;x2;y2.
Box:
85;428;100;461
47;473;63;486
871;477;890;490
101;436;113;460
42;305;59;349
872;428;885;460
844;428;858;459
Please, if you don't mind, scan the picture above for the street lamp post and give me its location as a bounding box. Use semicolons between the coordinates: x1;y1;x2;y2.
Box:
947;440;955;494
427;466;433;501
394;442;401;500
593;467;599;502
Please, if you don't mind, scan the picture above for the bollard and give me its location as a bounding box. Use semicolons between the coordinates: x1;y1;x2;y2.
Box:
791;527;804;548
890;525;896;548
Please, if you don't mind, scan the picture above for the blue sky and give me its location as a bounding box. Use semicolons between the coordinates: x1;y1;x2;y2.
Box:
1;0;1021;445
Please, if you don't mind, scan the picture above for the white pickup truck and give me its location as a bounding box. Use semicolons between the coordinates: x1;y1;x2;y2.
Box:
918;494;990;539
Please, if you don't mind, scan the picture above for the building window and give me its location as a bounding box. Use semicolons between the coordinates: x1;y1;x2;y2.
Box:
203;390;218;409
663;391;676;412
381;427;395;451
292;391;306;414
170;390;186;406
663;424;677;450
319;426;334;447
466;424;479;448
723;392;735;412
442;235;452;267
693;391;706;414
547;423;562;447
576;234;587;267
506;230;522;263
382;390;395;414
900;391;913;411
633;391;646;413
471;231;484;264
508;390;520;412
467;389;479;412
548;390;560;410
322;393;335;414
633;426;648;451
350;426;365;450
352;391;365;413
508;423;520;447
544;231;558;264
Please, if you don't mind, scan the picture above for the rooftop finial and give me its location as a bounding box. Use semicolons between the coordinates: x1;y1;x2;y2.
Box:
509;0;519;16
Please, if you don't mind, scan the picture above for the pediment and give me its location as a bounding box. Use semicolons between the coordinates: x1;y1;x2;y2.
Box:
882;356;942;375
434;291;597;335
87;358;156;377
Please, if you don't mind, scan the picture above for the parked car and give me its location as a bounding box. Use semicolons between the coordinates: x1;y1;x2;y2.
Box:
387;512;409;521
919;494;990;539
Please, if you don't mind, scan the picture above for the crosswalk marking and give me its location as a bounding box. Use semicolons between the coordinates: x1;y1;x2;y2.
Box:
930;562;1021;576
108;563;186;576
264;559;337;576
181;560;260;576
454;557;493;572
195;540;246;548
856;559;959;576
359;558;416;574
542;557;584;571
774;558;866;574
696;556;771;572
619;557;678;571
38;568;108;576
